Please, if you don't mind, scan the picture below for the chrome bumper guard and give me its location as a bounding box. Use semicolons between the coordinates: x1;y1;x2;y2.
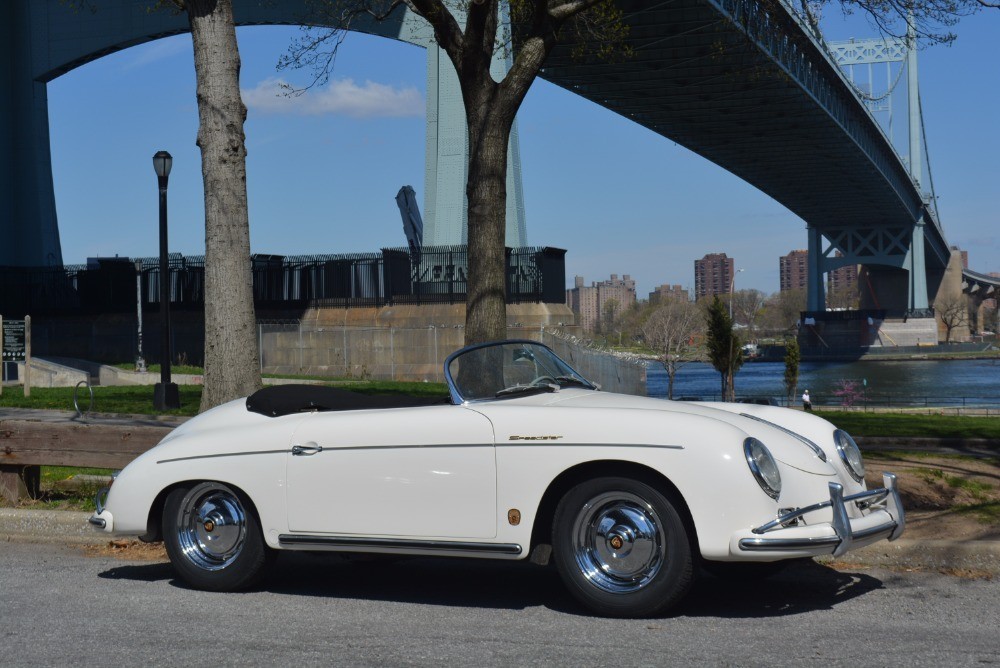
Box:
88;486;111;528
94;486;110;515
739;472;905;557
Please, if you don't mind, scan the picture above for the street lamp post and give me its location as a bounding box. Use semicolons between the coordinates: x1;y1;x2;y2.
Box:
152;150;179;410
728;268;745;320
135;260;146;373
727;267;744;402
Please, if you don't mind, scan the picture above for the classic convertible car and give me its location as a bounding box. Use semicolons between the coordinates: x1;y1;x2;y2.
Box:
90;340;905;617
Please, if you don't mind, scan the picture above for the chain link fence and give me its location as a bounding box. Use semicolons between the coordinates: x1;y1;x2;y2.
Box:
259;323;646;395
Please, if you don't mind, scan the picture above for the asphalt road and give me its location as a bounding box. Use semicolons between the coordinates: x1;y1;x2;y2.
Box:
2;542;998;667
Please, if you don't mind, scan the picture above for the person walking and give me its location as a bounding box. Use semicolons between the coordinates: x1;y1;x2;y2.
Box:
802;389;812;411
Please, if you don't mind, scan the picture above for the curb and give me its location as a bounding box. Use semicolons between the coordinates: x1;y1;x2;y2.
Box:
2;508;998;573
816;539;1000;574
0;508;101;545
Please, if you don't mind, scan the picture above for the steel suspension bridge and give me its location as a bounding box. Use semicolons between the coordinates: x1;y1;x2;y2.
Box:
2;0;996;325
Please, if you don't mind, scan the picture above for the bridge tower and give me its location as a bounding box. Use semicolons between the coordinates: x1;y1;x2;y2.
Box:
822;16;939;318
0;0;526;269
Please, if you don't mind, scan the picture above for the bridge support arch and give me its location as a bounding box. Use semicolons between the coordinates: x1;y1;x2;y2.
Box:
1;0;526;268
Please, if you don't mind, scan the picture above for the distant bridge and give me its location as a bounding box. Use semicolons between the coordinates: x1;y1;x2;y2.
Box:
1;0;978;319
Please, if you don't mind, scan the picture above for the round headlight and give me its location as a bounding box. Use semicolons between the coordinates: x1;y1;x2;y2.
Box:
834;429;866;482
744;437;781;500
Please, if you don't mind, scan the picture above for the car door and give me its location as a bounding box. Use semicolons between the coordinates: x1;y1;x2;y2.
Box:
285;405;497;538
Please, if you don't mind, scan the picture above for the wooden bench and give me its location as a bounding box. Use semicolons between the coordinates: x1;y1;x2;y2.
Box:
0;419;172;502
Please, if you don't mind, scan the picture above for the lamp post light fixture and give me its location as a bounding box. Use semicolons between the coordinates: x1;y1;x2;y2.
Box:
152;150;179;410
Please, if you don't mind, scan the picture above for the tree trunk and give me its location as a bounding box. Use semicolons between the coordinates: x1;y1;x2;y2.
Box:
463;91;512;345
665;360;676;400
186;0;262;411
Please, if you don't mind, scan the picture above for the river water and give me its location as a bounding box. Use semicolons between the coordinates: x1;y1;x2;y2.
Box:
645;358;1000;408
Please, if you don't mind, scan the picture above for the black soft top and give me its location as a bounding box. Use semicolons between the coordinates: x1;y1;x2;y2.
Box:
246;384;451;418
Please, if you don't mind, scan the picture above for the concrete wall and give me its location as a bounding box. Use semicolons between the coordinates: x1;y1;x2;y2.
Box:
932;249;972;342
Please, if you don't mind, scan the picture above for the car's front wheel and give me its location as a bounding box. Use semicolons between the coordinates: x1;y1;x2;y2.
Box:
163;482;270;591
552;476;694;617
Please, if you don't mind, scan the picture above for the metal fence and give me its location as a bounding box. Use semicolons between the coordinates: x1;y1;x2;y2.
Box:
0;246;567;315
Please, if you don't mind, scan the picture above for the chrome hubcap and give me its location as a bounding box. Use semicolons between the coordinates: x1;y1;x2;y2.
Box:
573;491;665;593
176;484;247;571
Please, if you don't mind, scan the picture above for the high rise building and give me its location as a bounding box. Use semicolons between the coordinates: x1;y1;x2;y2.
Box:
694;253;734;300
828;261;858;294
779;250;809;292
649;284;689;304
566;274;637;332
781;249;857;300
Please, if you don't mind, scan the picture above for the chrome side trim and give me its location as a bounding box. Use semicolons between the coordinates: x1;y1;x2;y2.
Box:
165;443;684;465
498;442;684;451
278;535;523;556
739;413;828;461
158;449;290;464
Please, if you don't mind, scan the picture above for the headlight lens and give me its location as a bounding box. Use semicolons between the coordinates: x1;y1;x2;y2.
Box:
834;429;866;482
744;437;781;500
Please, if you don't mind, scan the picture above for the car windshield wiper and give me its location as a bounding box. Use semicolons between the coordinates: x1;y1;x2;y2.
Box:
555;376;593;388
495;384;558;398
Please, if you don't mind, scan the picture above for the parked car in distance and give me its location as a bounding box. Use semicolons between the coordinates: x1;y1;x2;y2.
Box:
736;396;781;406
91;340;905;617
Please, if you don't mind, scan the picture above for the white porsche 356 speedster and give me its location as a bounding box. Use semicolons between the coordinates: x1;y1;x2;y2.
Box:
90;340;904;617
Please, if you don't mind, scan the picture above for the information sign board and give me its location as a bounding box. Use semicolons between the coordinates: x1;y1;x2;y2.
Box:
2;319;26;362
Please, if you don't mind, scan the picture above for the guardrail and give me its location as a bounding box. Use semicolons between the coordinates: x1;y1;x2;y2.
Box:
0;419;170;502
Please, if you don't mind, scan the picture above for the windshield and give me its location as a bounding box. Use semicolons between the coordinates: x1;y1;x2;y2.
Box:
445;341;597;402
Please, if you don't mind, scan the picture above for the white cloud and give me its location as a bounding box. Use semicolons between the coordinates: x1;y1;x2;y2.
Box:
122;36;190;71
242;77;423;118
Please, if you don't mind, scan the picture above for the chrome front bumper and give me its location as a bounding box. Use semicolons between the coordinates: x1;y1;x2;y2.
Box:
737;472;905;557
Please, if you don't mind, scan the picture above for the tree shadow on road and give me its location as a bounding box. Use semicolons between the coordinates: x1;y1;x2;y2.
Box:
96;553;885;618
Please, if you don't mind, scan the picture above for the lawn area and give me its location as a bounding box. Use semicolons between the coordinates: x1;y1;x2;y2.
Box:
815;410;1000;439
0;380;449;417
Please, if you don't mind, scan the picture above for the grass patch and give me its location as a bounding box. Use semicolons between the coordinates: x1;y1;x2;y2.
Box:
814;411;1000;439
954;502;1000;525
112;363;204;375
914;467;993;497
0;385;202;416
0;466;115;511
42;466;114;484
867;450;1000;465
0;380;449;417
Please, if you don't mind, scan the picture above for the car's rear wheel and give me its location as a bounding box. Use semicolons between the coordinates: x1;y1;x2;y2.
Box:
552;476;694;617
163;482;270;591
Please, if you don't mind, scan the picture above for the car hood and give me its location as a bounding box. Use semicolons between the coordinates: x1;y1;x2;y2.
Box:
527;390;836;475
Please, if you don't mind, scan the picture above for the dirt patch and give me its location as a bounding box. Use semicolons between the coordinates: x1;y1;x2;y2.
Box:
864;452;1000;541
82;539;167;561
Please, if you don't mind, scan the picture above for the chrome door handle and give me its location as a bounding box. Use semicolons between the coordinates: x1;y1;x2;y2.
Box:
291;444;323;456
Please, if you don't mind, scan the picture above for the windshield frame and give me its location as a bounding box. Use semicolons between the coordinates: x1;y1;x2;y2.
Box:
444;339;597;404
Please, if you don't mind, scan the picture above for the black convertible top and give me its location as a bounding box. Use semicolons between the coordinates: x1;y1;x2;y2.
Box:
246;384;451;418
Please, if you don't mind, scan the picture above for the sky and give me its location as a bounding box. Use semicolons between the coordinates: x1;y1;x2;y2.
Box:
46;7;1000;298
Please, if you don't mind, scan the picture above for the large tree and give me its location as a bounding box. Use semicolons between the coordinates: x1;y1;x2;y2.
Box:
282;0;626;345
169;0;262;410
